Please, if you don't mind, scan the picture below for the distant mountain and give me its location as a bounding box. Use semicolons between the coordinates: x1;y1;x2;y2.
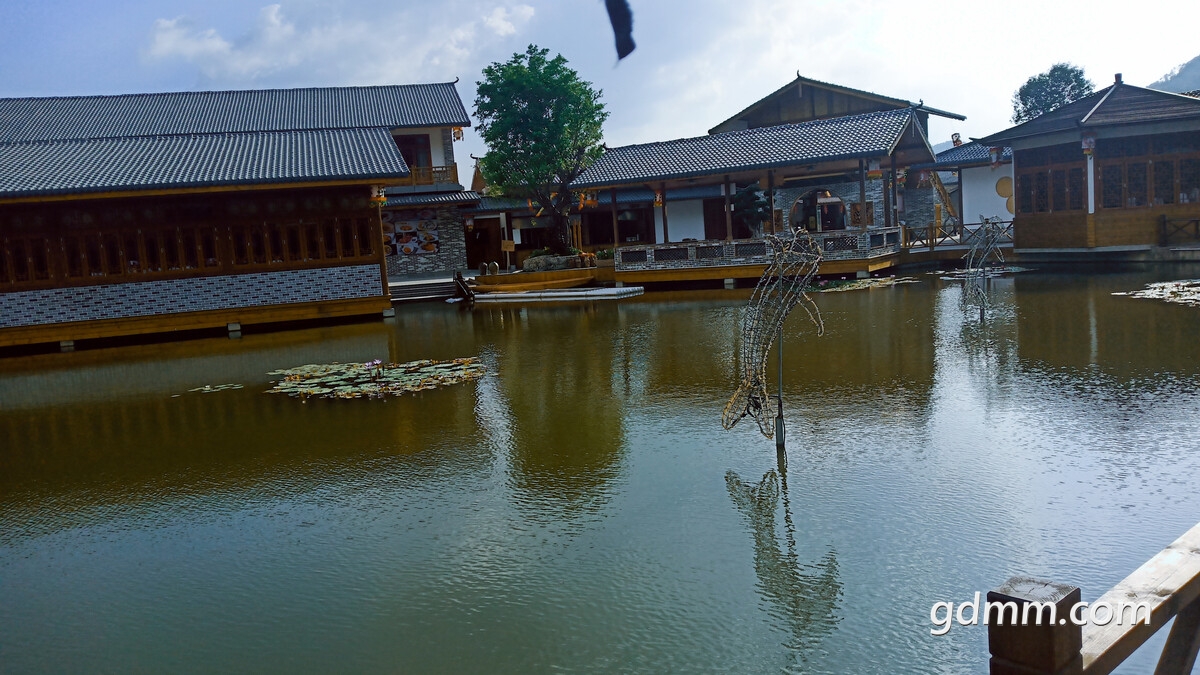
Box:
1151;54;1200;93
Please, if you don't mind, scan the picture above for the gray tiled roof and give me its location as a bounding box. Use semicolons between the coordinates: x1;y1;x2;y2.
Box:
0;128;411;198
574;108;915;188
912;141;1011;169
978;82;1200;146
0;83;471;143
385;190;481;207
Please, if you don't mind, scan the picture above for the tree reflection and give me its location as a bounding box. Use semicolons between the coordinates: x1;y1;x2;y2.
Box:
726;467;842;656
485;305;626;522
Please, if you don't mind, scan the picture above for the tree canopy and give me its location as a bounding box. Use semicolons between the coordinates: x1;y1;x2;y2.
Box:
474;45;608;253
1011;63;1095;124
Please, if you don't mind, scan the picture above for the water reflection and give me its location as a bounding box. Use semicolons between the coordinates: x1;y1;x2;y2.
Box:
479;305;627;522
726;465;842;658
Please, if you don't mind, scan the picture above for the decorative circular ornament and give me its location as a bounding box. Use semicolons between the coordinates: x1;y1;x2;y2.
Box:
996;176;1013;199
1006;196;1015;215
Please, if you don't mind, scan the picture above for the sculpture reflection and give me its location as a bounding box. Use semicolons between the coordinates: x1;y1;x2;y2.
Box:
726;465;842;657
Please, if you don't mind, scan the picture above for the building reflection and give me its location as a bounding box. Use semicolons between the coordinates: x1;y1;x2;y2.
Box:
726;467;842;656
477;304;626;521
1013;268;1200;377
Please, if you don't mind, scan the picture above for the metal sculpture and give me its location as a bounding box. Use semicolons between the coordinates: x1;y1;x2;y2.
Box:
962;216;1007;320
722;228;823;443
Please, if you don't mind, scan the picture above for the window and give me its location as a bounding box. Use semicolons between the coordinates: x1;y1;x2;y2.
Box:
1068;168;1084;210
1182;159;1200;204
1101;165;1123;208
340;220;355;257
1154;162;1175;205
356;219;374;256
143;231;162;272
1126;163;1147;207
1034;172;1049;212
66;237;84;277
1017;174;1034;214
322;220;339;258
394;134;432;169
1051;171;1067;211
11;240;29;282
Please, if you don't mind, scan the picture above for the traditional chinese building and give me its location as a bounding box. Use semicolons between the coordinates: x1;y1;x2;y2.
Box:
0;82;470;349
976;74;1200;256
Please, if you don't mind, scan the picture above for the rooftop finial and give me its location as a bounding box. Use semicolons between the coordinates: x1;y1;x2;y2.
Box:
1115;73;1123;84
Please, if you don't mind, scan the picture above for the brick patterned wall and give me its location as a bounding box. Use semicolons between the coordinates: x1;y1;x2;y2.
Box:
385;206;467;279
776;179;886;231
0;264;383;329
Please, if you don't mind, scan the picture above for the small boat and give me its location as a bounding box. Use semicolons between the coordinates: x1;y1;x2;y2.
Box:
469;275;593;293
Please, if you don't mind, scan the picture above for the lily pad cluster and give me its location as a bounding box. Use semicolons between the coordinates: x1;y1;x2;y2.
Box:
265;357;485;400
1113;280;1200;307
187;384;244;393
815;276;920;293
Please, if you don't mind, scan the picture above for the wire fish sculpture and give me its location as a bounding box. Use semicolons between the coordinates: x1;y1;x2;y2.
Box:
962;216;1007;313
722;227;824;439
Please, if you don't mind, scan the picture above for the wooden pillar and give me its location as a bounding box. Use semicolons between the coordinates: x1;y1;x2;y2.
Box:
1156;595;1200;675
610;188;619;249
986;577;1082;675
858;159;868;230
660;182;669;244
724;175;733;241
1085;153;1097;248
883;167;893;230
890;154;899;229
767;170;776;234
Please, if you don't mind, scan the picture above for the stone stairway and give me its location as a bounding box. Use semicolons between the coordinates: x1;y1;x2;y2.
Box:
388;278;457;304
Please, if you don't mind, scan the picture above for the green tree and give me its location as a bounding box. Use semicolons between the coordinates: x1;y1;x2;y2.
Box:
1012;63;1095;124
731;184;772;238
474;45;608;254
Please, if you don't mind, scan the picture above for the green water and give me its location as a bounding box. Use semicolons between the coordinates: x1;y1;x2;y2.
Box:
3;267;1200;673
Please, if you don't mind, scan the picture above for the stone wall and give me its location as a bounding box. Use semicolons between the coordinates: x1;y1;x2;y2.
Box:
775;179;887;231
0;264;383;329
384;206;468;279
900;185;940;229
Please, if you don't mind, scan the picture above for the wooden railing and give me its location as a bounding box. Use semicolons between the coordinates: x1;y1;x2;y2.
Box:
395;165;458;187
1160;215;1200;247
987;521;1200;674
902;220;1014;251
615;228;902;272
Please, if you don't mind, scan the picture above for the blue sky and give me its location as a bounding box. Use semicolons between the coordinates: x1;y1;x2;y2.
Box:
3;1;1198;164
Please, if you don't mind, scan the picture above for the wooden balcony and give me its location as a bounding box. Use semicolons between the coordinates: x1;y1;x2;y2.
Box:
394;165;459;187
612;228;903;281
616;227;902;271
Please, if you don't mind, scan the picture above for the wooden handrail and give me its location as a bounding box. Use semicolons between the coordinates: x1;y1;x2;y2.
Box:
988;521;1200;675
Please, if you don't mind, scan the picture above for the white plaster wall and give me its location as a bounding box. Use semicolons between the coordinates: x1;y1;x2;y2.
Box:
961;164;1015;224
654;199;706;242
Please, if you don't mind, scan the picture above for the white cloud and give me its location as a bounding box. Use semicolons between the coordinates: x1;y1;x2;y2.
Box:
142;2;531;87
483;5;535;37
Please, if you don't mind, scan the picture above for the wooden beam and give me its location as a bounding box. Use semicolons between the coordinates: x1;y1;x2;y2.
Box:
724;175;733;242
660;182;669;243
1081;521;1200;674
611;187;620;249
859;159;868;230
767;170;776;234
0;178;404;205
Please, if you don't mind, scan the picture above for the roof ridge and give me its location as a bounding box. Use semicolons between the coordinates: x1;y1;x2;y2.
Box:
0;81;460;104
0;126;393;149
608;108;911;154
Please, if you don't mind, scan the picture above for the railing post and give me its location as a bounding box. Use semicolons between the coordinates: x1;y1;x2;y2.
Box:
1154;594;1200;675
987;577;1083;675
928;221;935;252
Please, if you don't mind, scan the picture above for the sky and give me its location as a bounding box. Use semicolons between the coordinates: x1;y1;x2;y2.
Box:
2;0;1198;166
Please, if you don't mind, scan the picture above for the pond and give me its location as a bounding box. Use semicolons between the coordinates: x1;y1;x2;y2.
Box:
3;266;1200;673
